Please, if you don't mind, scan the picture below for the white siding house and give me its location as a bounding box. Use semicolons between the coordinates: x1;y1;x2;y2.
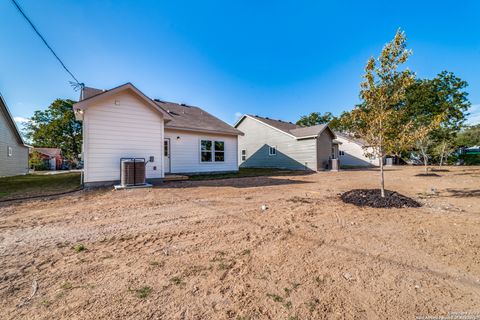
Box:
234;115;338;171
164;130;238;174
74;83;242;186
335;132;379;167
0;94;29;177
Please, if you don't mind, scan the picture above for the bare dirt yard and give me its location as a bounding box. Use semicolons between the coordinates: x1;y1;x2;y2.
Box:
1;166;479;319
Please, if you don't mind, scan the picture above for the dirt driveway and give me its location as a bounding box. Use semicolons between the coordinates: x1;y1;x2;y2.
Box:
1;167;479;319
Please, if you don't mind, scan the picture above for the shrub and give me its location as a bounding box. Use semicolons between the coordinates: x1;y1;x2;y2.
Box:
459;154;480;165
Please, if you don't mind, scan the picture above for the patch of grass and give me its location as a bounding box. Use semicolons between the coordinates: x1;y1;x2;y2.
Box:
187;168;303;181
266;293;284;303
60;282;73;290
41;299;51;307
72;244;86;252
284;287;291;296
128;286;153;299
306;298;320;312
0;173;81;201
170;276;185;286
137;286;152;299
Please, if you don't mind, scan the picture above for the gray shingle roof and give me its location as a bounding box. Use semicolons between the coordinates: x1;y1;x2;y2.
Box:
290;124;328;137
155;100;243;136
78;85;241;136
247;115;329;138
249;115;297;132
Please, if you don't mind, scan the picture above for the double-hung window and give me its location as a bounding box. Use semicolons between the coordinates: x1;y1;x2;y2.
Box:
201;140;225;162
241;149;246;161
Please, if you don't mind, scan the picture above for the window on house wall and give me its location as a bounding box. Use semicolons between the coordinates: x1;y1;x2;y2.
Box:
214;141;225;162
164;140;169;157
7;146;12;157
200;140;225;162
269;146;277;156
339;150;345;156
241;149;246;161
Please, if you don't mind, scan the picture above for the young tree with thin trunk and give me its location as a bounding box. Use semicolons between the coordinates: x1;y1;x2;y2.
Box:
350;29;415;197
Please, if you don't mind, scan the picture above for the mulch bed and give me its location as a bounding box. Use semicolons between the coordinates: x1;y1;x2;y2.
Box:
415;173;441;177
340;189;421;208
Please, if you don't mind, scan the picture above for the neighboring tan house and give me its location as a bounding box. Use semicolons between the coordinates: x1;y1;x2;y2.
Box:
334;132;379;167
73;83;243;186
31;147;63;170
234;115;338;171
0;94;29;177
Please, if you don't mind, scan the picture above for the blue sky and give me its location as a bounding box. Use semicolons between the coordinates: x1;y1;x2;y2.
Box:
1;0;479;128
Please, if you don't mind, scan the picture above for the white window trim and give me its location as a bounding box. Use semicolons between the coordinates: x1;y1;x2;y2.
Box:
200;139;225;163
241;149;246;161
7;146;12;157
269;146;277;156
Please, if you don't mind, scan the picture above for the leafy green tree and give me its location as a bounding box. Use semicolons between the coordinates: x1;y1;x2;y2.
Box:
296;112;333;127
29;151;48;170
455;124;480;147
24;99;81;162
329;111;354;132
404;71;470;167
350;29;415;197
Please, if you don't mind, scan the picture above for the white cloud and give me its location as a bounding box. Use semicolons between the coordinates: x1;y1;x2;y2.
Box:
13;116;31;124
466;104;480;125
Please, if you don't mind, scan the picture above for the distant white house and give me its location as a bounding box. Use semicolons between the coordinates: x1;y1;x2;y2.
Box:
234;115;338;171
0;94;29;177
73;83;243;186
334;132;379;167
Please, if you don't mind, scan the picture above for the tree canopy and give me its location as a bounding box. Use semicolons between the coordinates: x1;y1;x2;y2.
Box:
350;29;415;197
296;112;333;127
24;99;81;162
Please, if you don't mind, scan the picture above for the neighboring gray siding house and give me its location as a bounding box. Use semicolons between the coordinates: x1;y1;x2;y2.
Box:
334;132;379;167
0;94;29;177
234;115;338;171
73;83;243;186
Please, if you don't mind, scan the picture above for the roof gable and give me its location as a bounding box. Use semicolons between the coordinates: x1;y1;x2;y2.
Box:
73;83;173;121
0;94;27;146
235;114;334;139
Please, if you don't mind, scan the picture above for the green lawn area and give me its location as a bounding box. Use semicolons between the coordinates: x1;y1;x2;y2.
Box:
187;167;305;181
0;173;81;201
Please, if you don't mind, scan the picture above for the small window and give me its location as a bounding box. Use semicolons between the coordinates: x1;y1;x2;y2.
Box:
7;146;12;157
339;150;345;156
200;140;225;162
241;149;246;161
269;146;276;156
201;140;213;162
214;141;225;162
164;140;169;157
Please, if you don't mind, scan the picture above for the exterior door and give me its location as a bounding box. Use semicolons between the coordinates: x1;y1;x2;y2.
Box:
164;138;171;173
